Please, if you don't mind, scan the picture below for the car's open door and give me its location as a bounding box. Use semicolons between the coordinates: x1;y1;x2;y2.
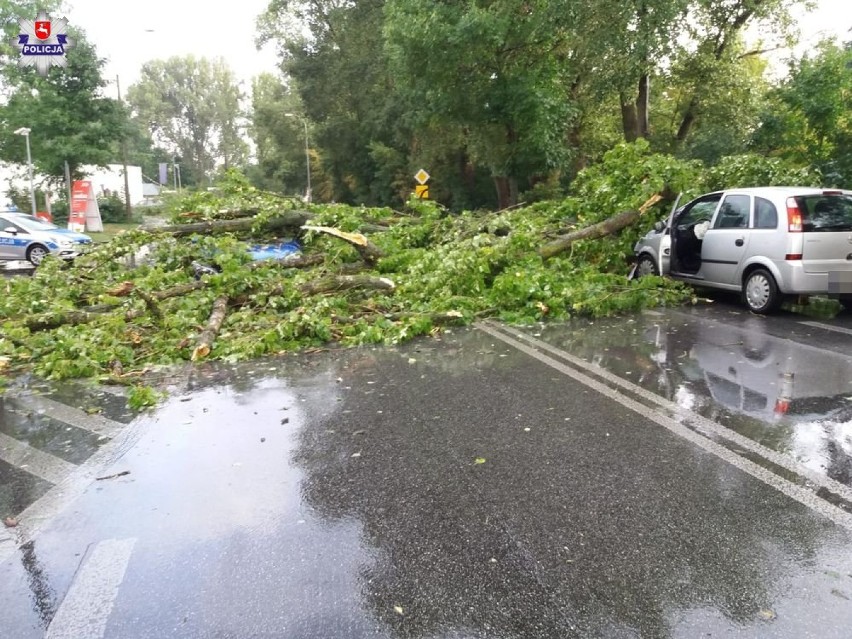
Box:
659;193;682;275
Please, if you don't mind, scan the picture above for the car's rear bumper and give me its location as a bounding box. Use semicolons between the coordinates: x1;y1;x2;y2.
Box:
776;261;852;295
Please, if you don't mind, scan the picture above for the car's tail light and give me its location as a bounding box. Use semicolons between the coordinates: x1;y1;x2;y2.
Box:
822;190;842;195
786;198;803;232
785;253;803;260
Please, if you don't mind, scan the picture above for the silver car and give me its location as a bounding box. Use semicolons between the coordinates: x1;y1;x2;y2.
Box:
0;212;92;266
631;187;852;313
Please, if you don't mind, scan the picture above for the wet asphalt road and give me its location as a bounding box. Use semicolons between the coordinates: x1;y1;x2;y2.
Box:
2;300;852;638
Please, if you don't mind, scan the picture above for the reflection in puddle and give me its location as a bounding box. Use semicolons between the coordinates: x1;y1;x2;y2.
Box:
531;313;852;485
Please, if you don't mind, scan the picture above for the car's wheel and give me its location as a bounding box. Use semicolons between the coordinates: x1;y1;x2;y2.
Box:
839;296;852;313
26;244;48;266
635;254;659;278
743;268;782;314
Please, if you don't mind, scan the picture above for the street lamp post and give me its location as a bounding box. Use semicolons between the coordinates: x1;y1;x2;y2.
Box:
285;113;311;203
14;127;36;215
115;75;133;221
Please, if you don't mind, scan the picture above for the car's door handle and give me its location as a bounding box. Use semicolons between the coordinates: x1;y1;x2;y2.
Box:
735;238;744;247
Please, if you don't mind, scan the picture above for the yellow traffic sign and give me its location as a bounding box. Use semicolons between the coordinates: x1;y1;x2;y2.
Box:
414;168;430;185
415;184;429;199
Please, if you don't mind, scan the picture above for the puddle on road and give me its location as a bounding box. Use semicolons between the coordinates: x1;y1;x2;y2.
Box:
526;310;852;487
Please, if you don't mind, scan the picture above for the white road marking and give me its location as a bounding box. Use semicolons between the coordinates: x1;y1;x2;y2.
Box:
799;320;852;337
477;321;852;532
0;432;77;484
10;395;124;439
45;538;136;639
0;415;149;565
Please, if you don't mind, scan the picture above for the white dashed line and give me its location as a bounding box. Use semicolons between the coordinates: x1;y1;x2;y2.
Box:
799;320;852;337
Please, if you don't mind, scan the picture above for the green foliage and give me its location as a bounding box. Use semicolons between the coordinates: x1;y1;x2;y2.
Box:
752;41;852;187
127;385;164;411
127;56;248;186
703;155;823;192
0;29;128;183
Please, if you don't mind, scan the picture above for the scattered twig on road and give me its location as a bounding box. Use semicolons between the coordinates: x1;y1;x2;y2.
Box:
95;471;131;481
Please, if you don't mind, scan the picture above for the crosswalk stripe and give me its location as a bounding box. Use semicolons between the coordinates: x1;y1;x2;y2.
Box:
10;395;124;439
0;432;77;485
45;538;137;639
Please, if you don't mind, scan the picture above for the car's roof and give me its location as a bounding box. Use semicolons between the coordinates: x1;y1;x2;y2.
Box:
720;187;852;196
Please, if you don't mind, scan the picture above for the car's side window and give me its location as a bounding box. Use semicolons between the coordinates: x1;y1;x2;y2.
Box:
753;197;778;229
678;195;721;227
713;194;750;229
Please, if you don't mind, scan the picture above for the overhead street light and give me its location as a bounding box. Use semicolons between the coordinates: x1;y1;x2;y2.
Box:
285;113;311;204
14;127;36;215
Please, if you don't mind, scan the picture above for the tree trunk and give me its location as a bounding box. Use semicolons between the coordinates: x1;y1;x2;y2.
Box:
494;176;513;210
192;295;230;361
675;96;699;142
636;74;650;139
620;94;640;143
539;194;663;260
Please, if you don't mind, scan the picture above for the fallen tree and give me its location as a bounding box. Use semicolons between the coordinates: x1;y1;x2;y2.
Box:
153;210;311;237
540;194;663;259
1;149;704;392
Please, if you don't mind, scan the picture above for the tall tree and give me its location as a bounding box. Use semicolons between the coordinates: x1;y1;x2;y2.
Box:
258;0;414;207
0;27;128;183
127;56;248;186
384;0;576;209
752;40;852;186
247;73;305;195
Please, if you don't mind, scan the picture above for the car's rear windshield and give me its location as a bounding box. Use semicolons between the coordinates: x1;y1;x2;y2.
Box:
794;194;852;232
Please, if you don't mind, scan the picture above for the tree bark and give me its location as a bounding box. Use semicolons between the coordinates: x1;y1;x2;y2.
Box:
192;295;230;361
494;176;513;211
636;74;650;139
620;94;640;142
675;96;699;142
299;275;396;296
539;194;663;260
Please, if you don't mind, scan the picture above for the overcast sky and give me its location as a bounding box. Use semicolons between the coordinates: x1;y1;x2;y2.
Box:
65;0;280;96
62;0;851;97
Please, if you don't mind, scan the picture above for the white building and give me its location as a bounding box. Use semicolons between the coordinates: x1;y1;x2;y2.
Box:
0;162;146;208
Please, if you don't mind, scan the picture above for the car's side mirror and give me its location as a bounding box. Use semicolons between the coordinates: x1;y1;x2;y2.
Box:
3;226;17;235
653;221;665;233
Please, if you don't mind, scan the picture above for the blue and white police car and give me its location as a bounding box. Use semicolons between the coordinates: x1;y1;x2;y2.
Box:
0;212;92;266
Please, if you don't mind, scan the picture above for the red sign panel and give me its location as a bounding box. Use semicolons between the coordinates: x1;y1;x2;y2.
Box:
69;180;91;230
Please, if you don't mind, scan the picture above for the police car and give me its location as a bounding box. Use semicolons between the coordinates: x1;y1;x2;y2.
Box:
0;212;92;266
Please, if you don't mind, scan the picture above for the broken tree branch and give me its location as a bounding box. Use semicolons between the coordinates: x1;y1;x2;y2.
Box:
192;295;231;361
299;275;395;296
153;210;312;237
539;193;664;260
248;253;324;270
135;289;163;322
302;225;385;266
